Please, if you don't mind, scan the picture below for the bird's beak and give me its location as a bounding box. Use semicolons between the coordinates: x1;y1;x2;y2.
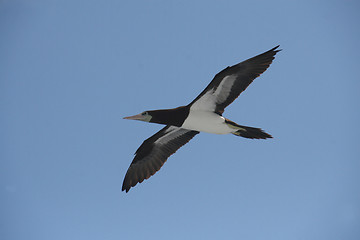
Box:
123;113;144;121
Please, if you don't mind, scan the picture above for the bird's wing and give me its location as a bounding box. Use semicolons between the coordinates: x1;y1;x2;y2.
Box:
122;125;199;192
188;46;280;115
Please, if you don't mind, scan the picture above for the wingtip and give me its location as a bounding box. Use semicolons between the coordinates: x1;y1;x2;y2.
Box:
122;179;132;193
271;45;282;52
122;185;130;193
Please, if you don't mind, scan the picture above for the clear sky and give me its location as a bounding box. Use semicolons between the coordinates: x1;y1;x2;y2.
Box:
1;0;360;239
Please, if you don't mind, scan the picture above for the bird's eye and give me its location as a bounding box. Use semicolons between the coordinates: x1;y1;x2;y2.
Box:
141;112;147;116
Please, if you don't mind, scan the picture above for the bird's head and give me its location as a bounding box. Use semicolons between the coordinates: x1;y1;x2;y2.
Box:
123;111;153;122
124;107;185;126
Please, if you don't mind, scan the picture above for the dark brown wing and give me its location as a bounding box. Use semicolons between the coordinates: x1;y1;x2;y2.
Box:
188;46;280;115
122;126;199;192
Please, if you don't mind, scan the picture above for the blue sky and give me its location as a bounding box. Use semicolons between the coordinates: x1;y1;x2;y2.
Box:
1;0;360;239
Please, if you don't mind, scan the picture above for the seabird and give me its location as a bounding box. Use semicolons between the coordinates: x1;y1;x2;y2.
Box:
122;46;280;192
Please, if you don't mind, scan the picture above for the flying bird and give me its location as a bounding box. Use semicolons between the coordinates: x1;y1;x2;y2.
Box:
122;46;280;192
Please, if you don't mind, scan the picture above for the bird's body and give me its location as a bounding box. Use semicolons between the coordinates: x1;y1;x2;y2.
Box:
182;110;232;134
122;46;281;192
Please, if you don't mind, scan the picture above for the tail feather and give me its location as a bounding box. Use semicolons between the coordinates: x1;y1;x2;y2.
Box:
232;126;272;139
225;118;272;139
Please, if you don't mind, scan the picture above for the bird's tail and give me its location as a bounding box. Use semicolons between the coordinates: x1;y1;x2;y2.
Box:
225;119;272;139
232;126;272;139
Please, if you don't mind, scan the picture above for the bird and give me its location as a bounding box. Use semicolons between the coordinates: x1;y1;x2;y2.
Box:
122;46;281;192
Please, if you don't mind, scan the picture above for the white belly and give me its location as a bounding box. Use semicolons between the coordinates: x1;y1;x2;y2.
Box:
181;111;233;134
